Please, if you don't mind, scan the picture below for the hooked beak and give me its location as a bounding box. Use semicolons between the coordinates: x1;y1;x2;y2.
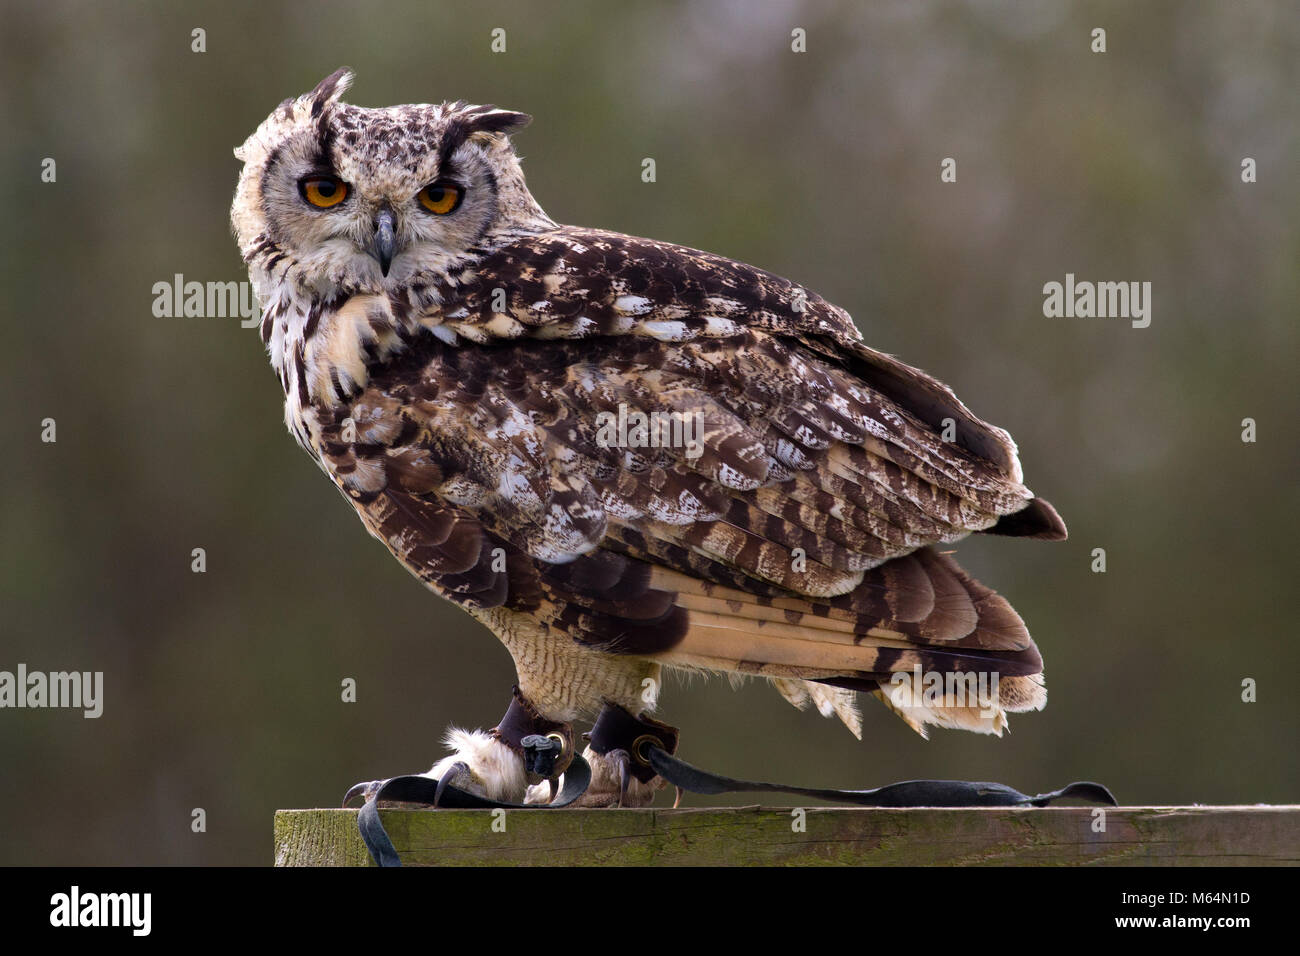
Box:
373;206;397;277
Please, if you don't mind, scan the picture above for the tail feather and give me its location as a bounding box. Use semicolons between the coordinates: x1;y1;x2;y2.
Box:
984;497;1068;541
772;678;864;739
650;547;1047;736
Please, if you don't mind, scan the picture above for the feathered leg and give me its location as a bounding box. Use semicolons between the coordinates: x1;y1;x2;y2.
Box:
496;608;684;806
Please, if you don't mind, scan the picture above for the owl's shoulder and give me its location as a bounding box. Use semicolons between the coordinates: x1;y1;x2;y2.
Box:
415;225;862;353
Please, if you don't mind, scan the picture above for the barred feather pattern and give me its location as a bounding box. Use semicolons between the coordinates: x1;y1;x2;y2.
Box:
271;227;1060;734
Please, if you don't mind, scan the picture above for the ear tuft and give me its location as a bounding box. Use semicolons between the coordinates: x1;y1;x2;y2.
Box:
306;67;354;117
472;108;532;135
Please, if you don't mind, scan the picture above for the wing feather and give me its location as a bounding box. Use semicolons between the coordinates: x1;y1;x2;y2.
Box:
302;227;1060;734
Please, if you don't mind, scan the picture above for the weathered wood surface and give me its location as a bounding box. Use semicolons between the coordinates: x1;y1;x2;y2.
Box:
274;805;1300;866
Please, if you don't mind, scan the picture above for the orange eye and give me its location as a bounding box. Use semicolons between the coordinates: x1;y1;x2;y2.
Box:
418;181;463;215
300;176;349;208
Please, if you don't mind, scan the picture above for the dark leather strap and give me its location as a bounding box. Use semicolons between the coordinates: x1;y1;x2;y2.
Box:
586;703;679;783
581;703;1114;808
491;686;575;783
645;744;1117;808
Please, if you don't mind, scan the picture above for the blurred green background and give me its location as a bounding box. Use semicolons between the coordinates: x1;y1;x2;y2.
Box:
1;0;1296;864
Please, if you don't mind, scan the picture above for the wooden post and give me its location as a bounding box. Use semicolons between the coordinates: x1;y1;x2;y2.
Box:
274;805;1299;866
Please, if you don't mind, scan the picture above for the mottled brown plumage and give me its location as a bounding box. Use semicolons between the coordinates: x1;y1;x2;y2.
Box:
232;70;1065;803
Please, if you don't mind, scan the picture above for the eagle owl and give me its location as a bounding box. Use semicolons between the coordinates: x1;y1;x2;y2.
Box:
231;70;1066;807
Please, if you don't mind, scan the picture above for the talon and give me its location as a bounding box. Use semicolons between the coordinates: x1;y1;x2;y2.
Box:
578;704;680;808
343;779;381;807
672;786;683;809
610;748;632;809
434;760;470;808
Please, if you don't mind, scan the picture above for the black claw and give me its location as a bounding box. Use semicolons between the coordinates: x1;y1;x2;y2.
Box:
609;748;632;809
434;761;470;809
343;780;380;807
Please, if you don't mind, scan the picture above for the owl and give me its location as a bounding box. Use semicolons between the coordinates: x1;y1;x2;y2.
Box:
231;69;1067;808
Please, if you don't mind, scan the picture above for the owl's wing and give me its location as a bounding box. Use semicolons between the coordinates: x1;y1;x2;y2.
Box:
314;228;1062;733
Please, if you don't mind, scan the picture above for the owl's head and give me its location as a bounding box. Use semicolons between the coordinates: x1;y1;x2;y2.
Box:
231;68;549;294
